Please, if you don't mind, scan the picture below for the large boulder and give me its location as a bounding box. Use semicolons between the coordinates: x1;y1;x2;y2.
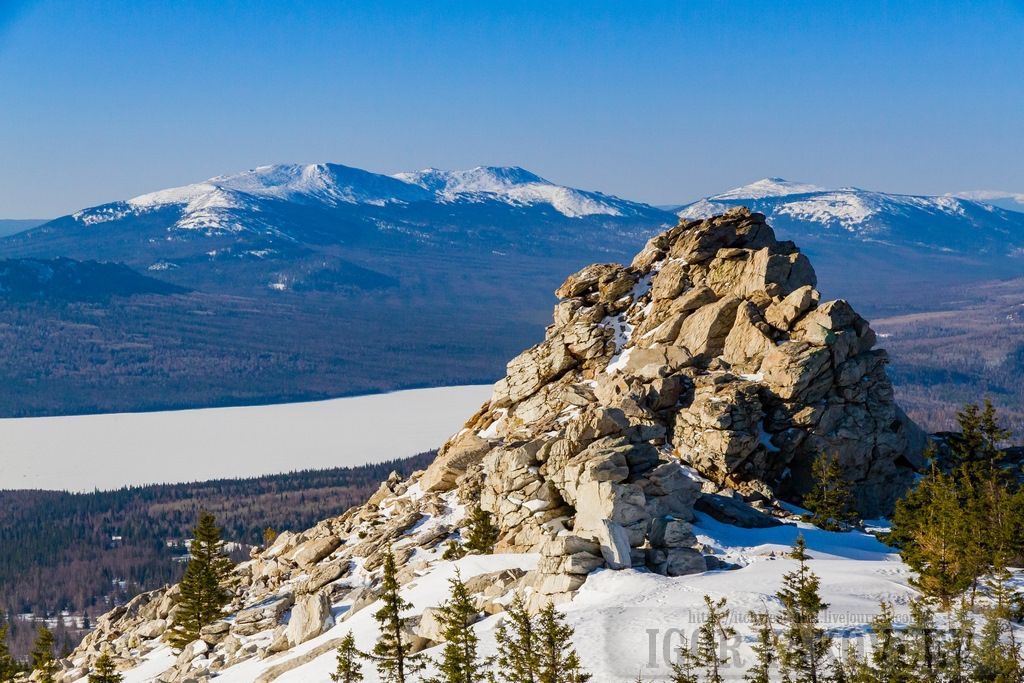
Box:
290;536;341;569
286;592;333;647
421;432;493;492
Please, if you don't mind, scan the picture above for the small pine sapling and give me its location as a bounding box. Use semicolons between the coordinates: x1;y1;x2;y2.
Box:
88;651;123;683
330;631;363;683
803;453;859;532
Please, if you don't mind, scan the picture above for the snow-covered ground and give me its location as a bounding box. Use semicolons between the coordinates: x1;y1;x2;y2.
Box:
0;385;492;492
106;514;933;683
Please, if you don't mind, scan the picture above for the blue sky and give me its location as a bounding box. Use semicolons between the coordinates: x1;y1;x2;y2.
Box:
1;1;1022;217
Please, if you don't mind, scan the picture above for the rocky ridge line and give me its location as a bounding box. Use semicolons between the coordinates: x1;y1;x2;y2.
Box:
57;208;926;683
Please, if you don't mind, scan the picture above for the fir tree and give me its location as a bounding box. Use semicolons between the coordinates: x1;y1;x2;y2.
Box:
803;453;859;532
463;506;499;555
695;595;735;683
866;602;912;682
971;564;1023;681
668;634;698;683
168;511;236;651
891;465;979;609
30;626;58;683
949;399;1011;468
429;571;486;683
330;631;364;683
442;540;465;561
535;603;590;683
941;599;975;683
88;651;123;683
492;594;538;683
968;465;1024;586
776;536;832;683
839;643;874;683
372;547;424;683
823;652;849;683
744;610;776;683
0;610;15;683
904;598;941;682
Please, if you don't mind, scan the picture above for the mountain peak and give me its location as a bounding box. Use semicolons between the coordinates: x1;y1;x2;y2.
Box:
83;162;656;225
710;178;828;200
678;179;1024;254
393;165;550;194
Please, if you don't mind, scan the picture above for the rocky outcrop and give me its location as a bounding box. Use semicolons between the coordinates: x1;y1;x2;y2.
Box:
445;207;920;529
64;208;923;683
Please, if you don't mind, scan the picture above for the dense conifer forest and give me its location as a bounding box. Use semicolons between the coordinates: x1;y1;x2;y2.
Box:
0;451;433;659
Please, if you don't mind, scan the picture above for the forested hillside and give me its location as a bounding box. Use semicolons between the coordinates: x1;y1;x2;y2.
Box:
0;451;433;659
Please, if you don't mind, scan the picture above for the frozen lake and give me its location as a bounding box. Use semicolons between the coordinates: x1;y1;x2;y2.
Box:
0;385;493;492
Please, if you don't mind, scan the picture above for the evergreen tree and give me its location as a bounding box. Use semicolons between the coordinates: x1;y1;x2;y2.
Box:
429;571;485;683
695;595;735;683
776;536;832;683
971;565;1023;681
492;594;538;683
88;651;123;683
949;402;986;468
968;466;1024;583
463;506;499;555
330;631;364;683
668;634;698;683
941;599;975;683
168;511;236;651
949;399;1011;468
0;610;15;683
535;603;590;683
30;626;58;683
372;547;424;683
839;643;874;683
904;598;941;682
744;610;776;683
823;651;849;683
441;540;465;561
803;453;859;532
866;602;912;682
891;465;980;608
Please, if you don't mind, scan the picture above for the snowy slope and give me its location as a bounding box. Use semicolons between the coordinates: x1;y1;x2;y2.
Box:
93;514;948;683
68;163;655;235
948;190;1024;214
678;179;1024;256
0;385;492;492
393;166;641;218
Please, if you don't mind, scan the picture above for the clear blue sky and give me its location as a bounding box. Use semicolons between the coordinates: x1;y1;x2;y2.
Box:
1;1;1022;218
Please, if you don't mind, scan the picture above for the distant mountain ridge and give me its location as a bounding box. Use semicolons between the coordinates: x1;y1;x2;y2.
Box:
0;218;49;237
8;163;670;298
74;163;654;238
947;189;1024;214
677;178;1024;257
0;166;1022;419
0;257;185;301
0;164;673;417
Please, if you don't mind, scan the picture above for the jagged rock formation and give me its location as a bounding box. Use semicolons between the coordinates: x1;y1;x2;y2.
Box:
58;209;924;683
418;206;924;604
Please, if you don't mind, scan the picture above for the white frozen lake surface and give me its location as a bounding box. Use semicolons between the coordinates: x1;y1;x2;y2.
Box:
0;385;493;492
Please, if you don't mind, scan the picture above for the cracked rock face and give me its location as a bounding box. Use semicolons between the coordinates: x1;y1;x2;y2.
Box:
425;207;925;536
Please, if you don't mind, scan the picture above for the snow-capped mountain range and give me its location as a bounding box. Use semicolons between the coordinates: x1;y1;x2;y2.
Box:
72;163;650;235
677;178;1024;257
